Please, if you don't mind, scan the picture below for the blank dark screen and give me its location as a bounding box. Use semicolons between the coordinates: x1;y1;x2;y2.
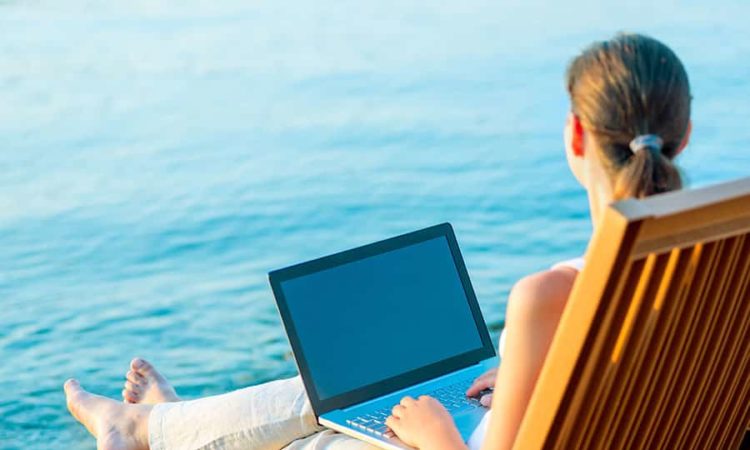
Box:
280;236;483;401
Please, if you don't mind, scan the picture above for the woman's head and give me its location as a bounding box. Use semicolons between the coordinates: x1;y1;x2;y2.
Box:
564;33;692;201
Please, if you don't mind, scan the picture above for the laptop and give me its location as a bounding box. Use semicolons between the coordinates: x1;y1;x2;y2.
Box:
269;223;498;449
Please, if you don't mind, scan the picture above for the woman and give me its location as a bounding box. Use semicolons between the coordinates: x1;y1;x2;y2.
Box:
64;32;692;450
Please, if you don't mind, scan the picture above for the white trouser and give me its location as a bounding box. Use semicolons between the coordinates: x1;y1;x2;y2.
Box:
148;375;378;450
148;327;508;450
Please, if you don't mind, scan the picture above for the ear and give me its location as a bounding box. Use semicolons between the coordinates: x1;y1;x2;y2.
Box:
674;120;692;157
565;113;585;157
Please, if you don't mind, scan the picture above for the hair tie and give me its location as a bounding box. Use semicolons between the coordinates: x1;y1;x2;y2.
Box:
629;134;663;154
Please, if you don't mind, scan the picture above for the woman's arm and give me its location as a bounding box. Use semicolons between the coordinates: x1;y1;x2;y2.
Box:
481;268;575;450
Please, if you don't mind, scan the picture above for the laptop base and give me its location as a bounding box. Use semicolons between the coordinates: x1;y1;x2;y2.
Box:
320;357;498;449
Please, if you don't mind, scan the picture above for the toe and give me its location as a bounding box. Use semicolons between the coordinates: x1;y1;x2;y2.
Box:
131;357;155;376
124;380;140;394
64;379;83;403
64;379;87;421
64;378;80;394
123;388;139;403
126;370;145;385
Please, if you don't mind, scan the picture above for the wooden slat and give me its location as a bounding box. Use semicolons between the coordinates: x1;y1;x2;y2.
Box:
611;254;660;364
671;236;743;449
652;248;685;311
691;235;749;447
714;253;750;448
614;176;750;222
592;255;663;447
721;310;750;449
635;245;703;449
716;318;750;449
660;239;726;448
632;206;750;258
602;252;672;450
568;259;646;450
649;241;721;449
680;238;739;447
619;248;693;449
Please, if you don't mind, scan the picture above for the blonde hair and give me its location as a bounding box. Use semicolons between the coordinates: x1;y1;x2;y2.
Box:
566;33;691;200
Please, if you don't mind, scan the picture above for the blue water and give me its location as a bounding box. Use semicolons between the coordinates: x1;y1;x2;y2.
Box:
1;1;749;448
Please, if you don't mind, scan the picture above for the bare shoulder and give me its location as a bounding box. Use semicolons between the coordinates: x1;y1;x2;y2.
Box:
507;267;578;321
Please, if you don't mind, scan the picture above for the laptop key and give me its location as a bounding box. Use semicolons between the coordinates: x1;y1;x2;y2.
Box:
349;377;483;436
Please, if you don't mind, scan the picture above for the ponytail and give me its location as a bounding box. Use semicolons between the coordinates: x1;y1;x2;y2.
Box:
613;147;682;200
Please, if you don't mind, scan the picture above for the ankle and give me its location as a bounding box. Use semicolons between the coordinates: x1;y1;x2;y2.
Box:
130;404;154;449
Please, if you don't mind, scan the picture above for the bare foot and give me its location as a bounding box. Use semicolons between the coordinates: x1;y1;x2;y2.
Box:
64;379;152;450
123;358;180;404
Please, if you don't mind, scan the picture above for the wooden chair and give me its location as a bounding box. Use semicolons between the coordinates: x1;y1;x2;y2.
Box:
513;177;750;450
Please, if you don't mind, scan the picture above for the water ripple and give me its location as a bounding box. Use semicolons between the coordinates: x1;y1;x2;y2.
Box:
2;1;750;448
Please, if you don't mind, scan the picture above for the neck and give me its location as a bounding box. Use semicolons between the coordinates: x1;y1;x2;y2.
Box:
581;144;616;230
587;179;615;231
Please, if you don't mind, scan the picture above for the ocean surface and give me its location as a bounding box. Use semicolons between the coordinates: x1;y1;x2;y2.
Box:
1;1;749;448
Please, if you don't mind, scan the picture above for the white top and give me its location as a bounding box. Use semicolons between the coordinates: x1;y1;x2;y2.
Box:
466;257;585;450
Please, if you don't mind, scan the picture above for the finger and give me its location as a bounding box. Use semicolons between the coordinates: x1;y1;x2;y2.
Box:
420;395;444;410
391;404;405;418
466;377;494;396
385;416;400;432
399;396;416;407
468;373;493;389
480;393;493;407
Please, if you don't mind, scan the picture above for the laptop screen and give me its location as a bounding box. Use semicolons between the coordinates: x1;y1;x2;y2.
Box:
276;230;490;409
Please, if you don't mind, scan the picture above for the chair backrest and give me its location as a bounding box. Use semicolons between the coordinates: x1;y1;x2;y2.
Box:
513;177;750;450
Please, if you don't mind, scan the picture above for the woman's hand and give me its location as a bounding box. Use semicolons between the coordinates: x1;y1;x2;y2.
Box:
466;367;497;407
385;395;466;450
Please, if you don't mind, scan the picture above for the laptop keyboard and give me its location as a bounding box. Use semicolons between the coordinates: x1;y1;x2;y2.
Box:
345;378;483;438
